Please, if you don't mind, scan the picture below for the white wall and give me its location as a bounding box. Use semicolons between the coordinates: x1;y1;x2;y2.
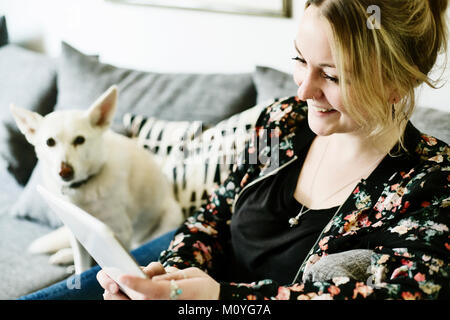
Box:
0;0;449;111
0;0;301;73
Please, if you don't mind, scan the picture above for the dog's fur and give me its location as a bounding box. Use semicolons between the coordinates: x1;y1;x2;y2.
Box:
11;86;183;273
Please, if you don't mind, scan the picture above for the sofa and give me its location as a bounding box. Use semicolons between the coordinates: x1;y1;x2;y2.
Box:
0;39;448;299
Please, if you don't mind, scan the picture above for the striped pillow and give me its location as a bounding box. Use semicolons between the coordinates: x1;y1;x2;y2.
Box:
123;114;203;164
123;102;266;216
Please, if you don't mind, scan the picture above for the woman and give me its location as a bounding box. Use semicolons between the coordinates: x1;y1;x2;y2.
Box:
22;0;449;300
97;0;449;300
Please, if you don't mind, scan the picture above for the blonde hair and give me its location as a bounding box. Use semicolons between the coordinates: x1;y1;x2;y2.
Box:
305;0;448;153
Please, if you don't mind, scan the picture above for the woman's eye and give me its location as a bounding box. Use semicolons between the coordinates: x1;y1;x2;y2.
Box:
292;56;339;84
292;56;306;64
46;138;56;147
73;136;85;146
323;74;339;84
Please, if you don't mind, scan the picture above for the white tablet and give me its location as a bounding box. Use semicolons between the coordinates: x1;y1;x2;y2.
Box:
36;185;147;296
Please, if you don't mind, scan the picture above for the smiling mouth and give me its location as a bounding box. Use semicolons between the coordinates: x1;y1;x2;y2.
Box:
312;105;337;113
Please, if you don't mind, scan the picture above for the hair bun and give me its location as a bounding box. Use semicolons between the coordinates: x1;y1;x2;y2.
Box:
428;0;448;15
427;0;448;56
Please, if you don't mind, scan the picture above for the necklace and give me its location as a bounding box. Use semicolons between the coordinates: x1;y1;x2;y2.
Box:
288;177;361;227
288;139;384;227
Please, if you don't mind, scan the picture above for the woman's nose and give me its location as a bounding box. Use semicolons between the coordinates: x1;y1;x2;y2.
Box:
296;72;321;101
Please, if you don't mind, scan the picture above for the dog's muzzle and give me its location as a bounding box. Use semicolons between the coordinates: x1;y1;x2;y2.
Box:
59;162;74;182
68;174;96;189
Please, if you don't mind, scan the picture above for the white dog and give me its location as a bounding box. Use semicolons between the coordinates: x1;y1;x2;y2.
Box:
11;85;183;274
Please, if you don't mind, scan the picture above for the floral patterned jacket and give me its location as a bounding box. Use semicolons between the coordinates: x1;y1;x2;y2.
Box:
159;96;449;300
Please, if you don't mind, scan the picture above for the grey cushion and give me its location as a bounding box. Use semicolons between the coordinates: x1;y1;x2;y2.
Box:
0;158;67;299
56;42;257;128
0;45;57;185
252;65;297;104
0;213;69;299
9;162;64;228
0;16;8;47
0;158;23;217
302;249;373;283
410;107;450;143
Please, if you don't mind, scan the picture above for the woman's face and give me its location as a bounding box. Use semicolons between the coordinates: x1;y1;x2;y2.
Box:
293;5;359;136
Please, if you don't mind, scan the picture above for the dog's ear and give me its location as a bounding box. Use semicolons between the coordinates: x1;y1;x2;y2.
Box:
86;85;118;129
10;104;43;145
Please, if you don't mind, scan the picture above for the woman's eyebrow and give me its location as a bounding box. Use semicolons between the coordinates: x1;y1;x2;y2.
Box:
294;40;336;68
294;40;304;57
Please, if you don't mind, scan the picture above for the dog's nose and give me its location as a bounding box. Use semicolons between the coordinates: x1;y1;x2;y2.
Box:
59;162;74;181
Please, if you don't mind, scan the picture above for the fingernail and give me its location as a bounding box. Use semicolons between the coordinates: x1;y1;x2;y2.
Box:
109;284;117;293
119;276;129;286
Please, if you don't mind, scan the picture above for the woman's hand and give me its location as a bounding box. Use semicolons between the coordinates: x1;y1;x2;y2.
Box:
97;263;220;300
122;267;220;300
97;264;220;300
97;261;171;300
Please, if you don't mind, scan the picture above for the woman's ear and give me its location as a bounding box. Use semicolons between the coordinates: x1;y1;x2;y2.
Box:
388;88;402;105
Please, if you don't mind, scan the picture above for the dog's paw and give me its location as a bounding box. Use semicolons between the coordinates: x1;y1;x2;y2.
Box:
28;226;71;254
49;248;74;265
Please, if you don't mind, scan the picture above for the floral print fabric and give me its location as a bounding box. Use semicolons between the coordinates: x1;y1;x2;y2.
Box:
159;97;449;300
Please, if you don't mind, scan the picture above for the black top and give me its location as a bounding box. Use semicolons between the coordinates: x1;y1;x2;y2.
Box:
226;120;420;286
229;137;339;285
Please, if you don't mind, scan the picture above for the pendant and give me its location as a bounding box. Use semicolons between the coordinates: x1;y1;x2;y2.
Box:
289;205;306;228
289;217;299;227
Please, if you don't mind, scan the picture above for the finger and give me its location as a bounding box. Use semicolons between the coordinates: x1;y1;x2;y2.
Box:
142;262;167;278
119;275;170;299
120;275;203;300
96;270;119;294
153;269;188;281
153;267;203;281
102;290;129;300
120;276;214;300
162;278;219;300
164;266;180;273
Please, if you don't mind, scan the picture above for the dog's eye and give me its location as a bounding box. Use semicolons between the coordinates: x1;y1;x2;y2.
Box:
73;136;85;146
46;138;56;147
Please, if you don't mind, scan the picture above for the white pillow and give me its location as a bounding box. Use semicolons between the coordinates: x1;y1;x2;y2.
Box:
123;103;265;216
